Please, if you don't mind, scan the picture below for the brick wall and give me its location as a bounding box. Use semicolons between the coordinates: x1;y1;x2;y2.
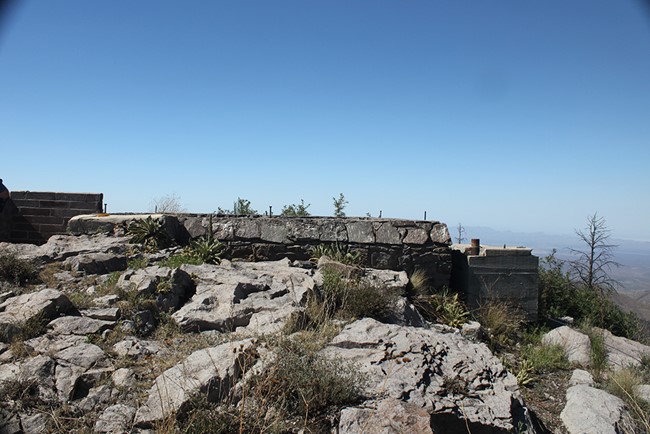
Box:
1;192;103;244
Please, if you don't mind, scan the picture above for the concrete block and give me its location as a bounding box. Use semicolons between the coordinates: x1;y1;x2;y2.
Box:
346;221;375;244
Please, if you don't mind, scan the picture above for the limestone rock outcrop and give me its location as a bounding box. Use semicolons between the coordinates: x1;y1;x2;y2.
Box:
323;318;525;433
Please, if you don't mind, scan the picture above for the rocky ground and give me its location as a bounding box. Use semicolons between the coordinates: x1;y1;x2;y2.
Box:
0;232;649;433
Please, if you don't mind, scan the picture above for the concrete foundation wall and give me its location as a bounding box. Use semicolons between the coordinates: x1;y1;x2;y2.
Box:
69;214;453;289
0;192;103;244
452;245;539;321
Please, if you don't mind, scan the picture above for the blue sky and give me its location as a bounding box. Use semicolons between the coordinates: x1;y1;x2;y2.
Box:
1;1;649;240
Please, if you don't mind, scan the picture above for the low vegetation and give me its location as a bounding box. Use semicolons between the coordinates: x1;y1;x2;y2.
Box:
280;199;311;217
310;242;362;266
0;252;38;286
128;216;172;251
409;269;469;328
177;336;366;434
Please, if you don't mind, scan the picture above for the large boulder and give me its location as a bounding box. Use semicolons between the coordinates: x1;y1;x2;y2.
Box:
322;318;525;432
47;316;115;336
4;234;130;263
542;326;591;367
118;266;195;312
599;328;650;370
0;288;75;342
21;333;111;403
134;339;256;426
560;384;634;434
172;259;313;334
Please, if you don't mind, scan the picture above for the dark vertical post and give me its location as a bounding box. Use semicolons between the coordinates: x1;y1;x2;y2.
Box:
470;238;480;255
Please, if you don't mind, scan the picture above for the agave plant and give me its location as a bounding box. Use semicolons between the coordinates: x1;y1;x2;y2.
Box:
128;216;171;251
186;214;224;264
188;237;223;265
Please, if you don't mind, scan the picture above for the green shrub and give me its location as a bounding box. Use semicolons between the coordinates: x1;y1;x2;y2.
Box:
177;335;366;434
539;250;640;340
217;197;257;216
342;283;399;321
280;199;311;217
317;269;397;321
333;193;348;217
0;253;38;285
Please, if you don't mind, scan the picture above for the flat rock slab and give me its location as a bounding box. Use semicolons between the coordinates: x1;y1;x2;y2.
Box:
0;288;75;343
339;399;433;434
65;252;127;275
560;384;634;434
47;316;115;335
95;404;137;433
323;318;521;432
568;369;594;386
134;339;256;426
2;234;130;263
113;337;164;358
81;307;121;321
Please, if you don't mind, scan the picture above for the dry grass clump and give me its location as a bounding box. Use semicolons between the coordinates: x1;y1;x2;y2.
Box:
474;300;524;350
0;252;38;286
606;367;650;433
176;335;367;434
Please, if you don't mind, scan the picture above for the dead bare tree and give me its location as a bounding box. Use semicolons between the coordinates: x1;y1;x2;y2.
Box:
455;222;467;244
570;213;620;294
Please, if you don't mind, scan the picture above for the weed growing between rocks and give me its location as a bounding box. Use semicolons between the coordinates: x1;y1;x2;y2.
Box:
584;327;608;379
408;269;469;328
310;243;362;266
159;253;203;268
317;269;398;322
127;256;149;270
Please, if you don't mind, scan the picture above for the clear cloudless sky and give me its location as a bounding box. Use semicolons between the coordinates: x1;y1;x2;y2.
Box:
1;1;649;240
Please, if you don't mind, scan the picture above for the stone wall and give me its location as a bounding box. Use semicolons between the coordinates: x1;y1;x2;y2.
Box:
451;244;539;321
0;192;103;244
68;214;453;289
